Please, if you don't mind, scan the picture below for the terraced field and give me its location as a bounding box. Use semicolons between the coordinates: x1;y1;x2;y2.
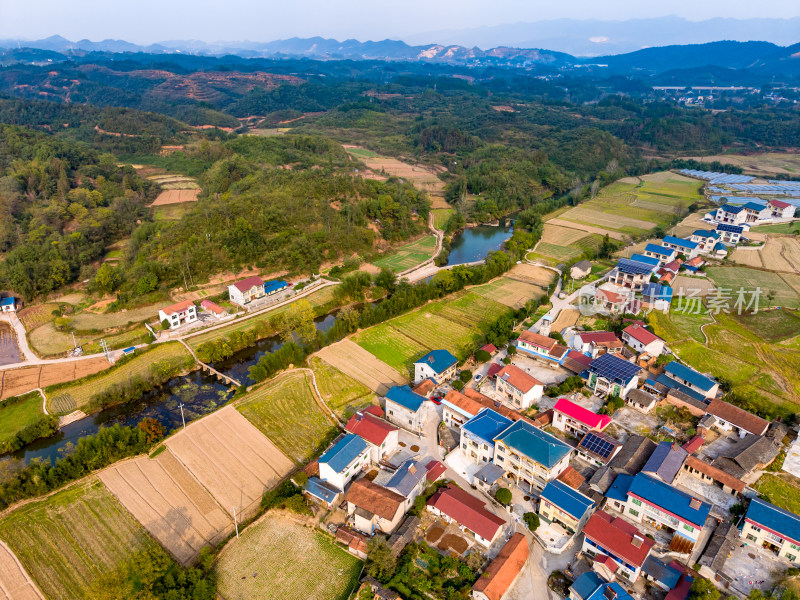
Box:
308;356;375;418
0;358;110;401
469;277;546;309
237;370;337;463
372;235;437;272
315;340;408;395
0;478;158;600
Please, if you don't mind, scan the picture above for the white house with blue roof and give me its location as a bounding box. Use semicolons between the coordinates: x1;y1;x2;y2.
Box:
716;223;745;245
640;283;672;312
414;349;458;384
493;420;572;492
569;572;633;600
609;258;656;291
384;385;427;433
742;497;800;565
643;244;677;266
538;479;595;534
318;434;370;491
586;353;641;399
658;362;718;402
715;203;747;225
460;408;513;465
690;229;722;254
660;236;699;260
624;472;710;552
0;296;15;312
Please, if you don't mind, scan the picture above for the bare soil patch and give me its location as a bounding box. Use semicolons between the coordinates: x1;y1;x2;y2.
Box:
672;275;716;297
0;358;110;400
151;189;200;206
0;541;45;600
315;339;407;395
506;264;557;287
438;533;469;554
546;218;625;240
551;308;581;332
425;525;445;543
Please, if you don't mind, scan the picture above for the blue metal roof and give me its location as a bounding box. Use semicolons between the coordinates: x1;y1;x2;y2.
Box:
642;556;682;589
589;353;641;384
319;434;368;474
629;254;661;267
628;473;710;528
0;297;14;306
746;498;800;545
263;280;288;294
415;349;457;374
645;244;674;257
540;480;595;520
494;420;571;469
719;204;745;214
664;362;716;392
385;458;427;497
642;442;688;483
304;477;340;504
606;473;634;503
641;283;673;302
692;229;720;239
714;242;728;252
655;373;707;402
571;572;605;600
616;258;655;276
462;409;513;445
663;236;699;250
385;385;425;412
743;202;767;212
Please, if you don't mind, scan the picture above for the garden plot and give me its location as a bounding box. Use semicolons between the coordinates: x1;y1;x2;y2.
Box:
558;206;655;233
99;450;233;565
316;339;407;395
308;357;374;418
216;511;362;600
165;406;294;520
372;235;437;272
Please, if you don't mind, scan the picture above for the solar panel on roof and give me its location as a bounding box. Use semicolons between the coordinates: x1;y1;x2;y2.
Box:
716;223;744;233
579;432;617;459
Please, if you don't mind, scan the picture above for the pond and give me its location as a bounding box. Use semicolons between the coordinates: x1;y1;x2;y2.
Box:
12;370;233;465
0;322;21;366
445;221;514;266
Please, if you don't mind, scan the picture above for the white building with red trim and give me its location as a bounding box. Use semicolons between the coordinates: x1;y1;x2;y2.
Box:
158;300;197;330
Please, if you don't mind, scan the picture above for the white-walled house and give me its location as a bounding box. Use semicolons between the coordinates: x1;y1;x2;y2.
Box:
227;275;265;306
318;434;370;491
426;484;505;548
586;353;641;399
460;409;513;465
621;324;665;356
642;244;677;266
384;385;426;433
496;364;543;409
346;478;406;535
493;420;572;492
413;350;458;384
715;204;748;225
344;408;399;462
0;296;16;312
690;229;722;254
158;300;197;330
660;236;699;260
768;199;796;219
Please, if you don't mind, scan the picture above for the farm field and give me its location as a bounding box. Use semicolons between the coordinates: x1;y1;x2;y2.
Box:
682;152;800;176
754;474;800;515
650;310;713;344
671;275;716;297
153;203;193;221
45;343;191;413
671;211;713;238
68;303;162;330
308;356;375;418
151;189;200;206
353;290;511;374
0;478;158;600
372;235;436;272
470;276;546;309
99;449;233;565
551;308;581;332
165;405;294;519
29;322;150;357
16;304;59;331
546;218;626;240
0;358;110;401
237;370;337;463
315;339;407;395
751;222;800;234
0;392;43;453
216;512;362;600
0;540;44;600
345;146;445;196
187;286;336;348
730;237;800;274
505;264;557;287
432;208;454;230
706;266;800;309
732;308;800;343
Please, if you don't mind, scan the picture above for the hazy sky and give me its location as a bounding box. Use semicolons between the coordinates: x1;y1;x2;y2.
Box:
1;0;800;43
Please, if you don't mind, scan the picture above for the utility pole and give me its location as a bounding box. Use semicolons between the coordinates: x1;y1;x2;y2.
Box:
232;506;239;539
72;331;77;349
178;403;186;429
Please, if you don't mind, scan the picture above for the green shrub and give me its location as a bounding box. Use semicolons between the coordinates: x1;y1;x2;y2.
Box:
494;487;512;505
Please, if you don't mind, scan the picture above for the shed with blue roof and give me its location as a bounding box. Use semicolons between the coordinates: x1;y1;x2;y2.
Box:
263;279;288;296
539;479;595;533
414;349;458;384
570;572;633;600
385;385;427;433
318;434;370;490
742;497;800;565
0;296;16;312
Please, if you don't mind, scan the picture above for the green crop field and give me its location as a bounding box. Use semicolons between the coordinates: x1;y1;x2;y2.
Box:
30;322;151;357
732;309;800;342
0;478;158;600
751;222;800;234
755;474;800;515
354;290;510;373
372;235;437;272
153;203;192;221
46;342;192;413
432;208;454;230
69;304;162;330
533;242;582;261
217;512;361;600
650;310;713;344
707;266;800;309
0;391;44;453
236;370;337;463
308;357;374;418
345;147;380;158
187;286;337;348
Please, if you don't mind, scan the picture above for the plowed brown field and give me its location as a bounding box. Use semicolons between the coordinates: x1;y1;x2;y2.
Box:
0;358;109;400
316;339;407;395
0;541;44;600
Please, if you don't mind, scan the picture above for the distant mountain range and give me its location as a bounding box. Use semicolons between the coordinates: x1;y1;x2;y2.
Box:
1;34;799;80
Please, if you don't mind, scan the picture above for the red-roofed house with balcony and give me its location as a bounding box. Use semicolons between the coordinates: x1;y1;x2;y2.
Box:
496;364;543;410
426;484;506;548
581;510;655;583
768;199;796;219
345;409;399;462
622;324;665;357
158;300;197;330
227;275;265;306
571;331;623;358
553;398;611;436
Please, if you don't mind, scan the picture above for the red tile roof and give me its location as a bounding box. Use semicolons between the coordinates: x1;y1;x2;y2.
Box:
444;390;485;417
659;272;676;285
200;300;225;314
232;275;264;292
427;485;505;541
554;398;611;430
623;323;663;346
706;398;769;436
161;299;195;315
681;435;704;454
518;331;557;351
345;411;397;447
413;379;436;396
577;331;620;345
481;344;498;354
363;404;385;417
582;510;655;568
346;479;405;521
425;460;447;482
565;350;593;369
685;256;705;267
769;199;791;209
556;466;585;490
462;388;523;422
497;365;542;394
471;533;529;600
486;363;503;378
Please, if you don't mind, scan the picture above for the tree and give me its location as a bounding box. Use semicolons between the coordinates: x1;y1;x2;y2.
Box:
523;512;540;531
280;299;317;344
452;379;465;391
475;349;491;362
137;418;165;445
688;577;721;600
365;536;396;582
506;345;517;356
459;370;473;383
494;487;512;505
93;263;122;295
765;289;777;309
